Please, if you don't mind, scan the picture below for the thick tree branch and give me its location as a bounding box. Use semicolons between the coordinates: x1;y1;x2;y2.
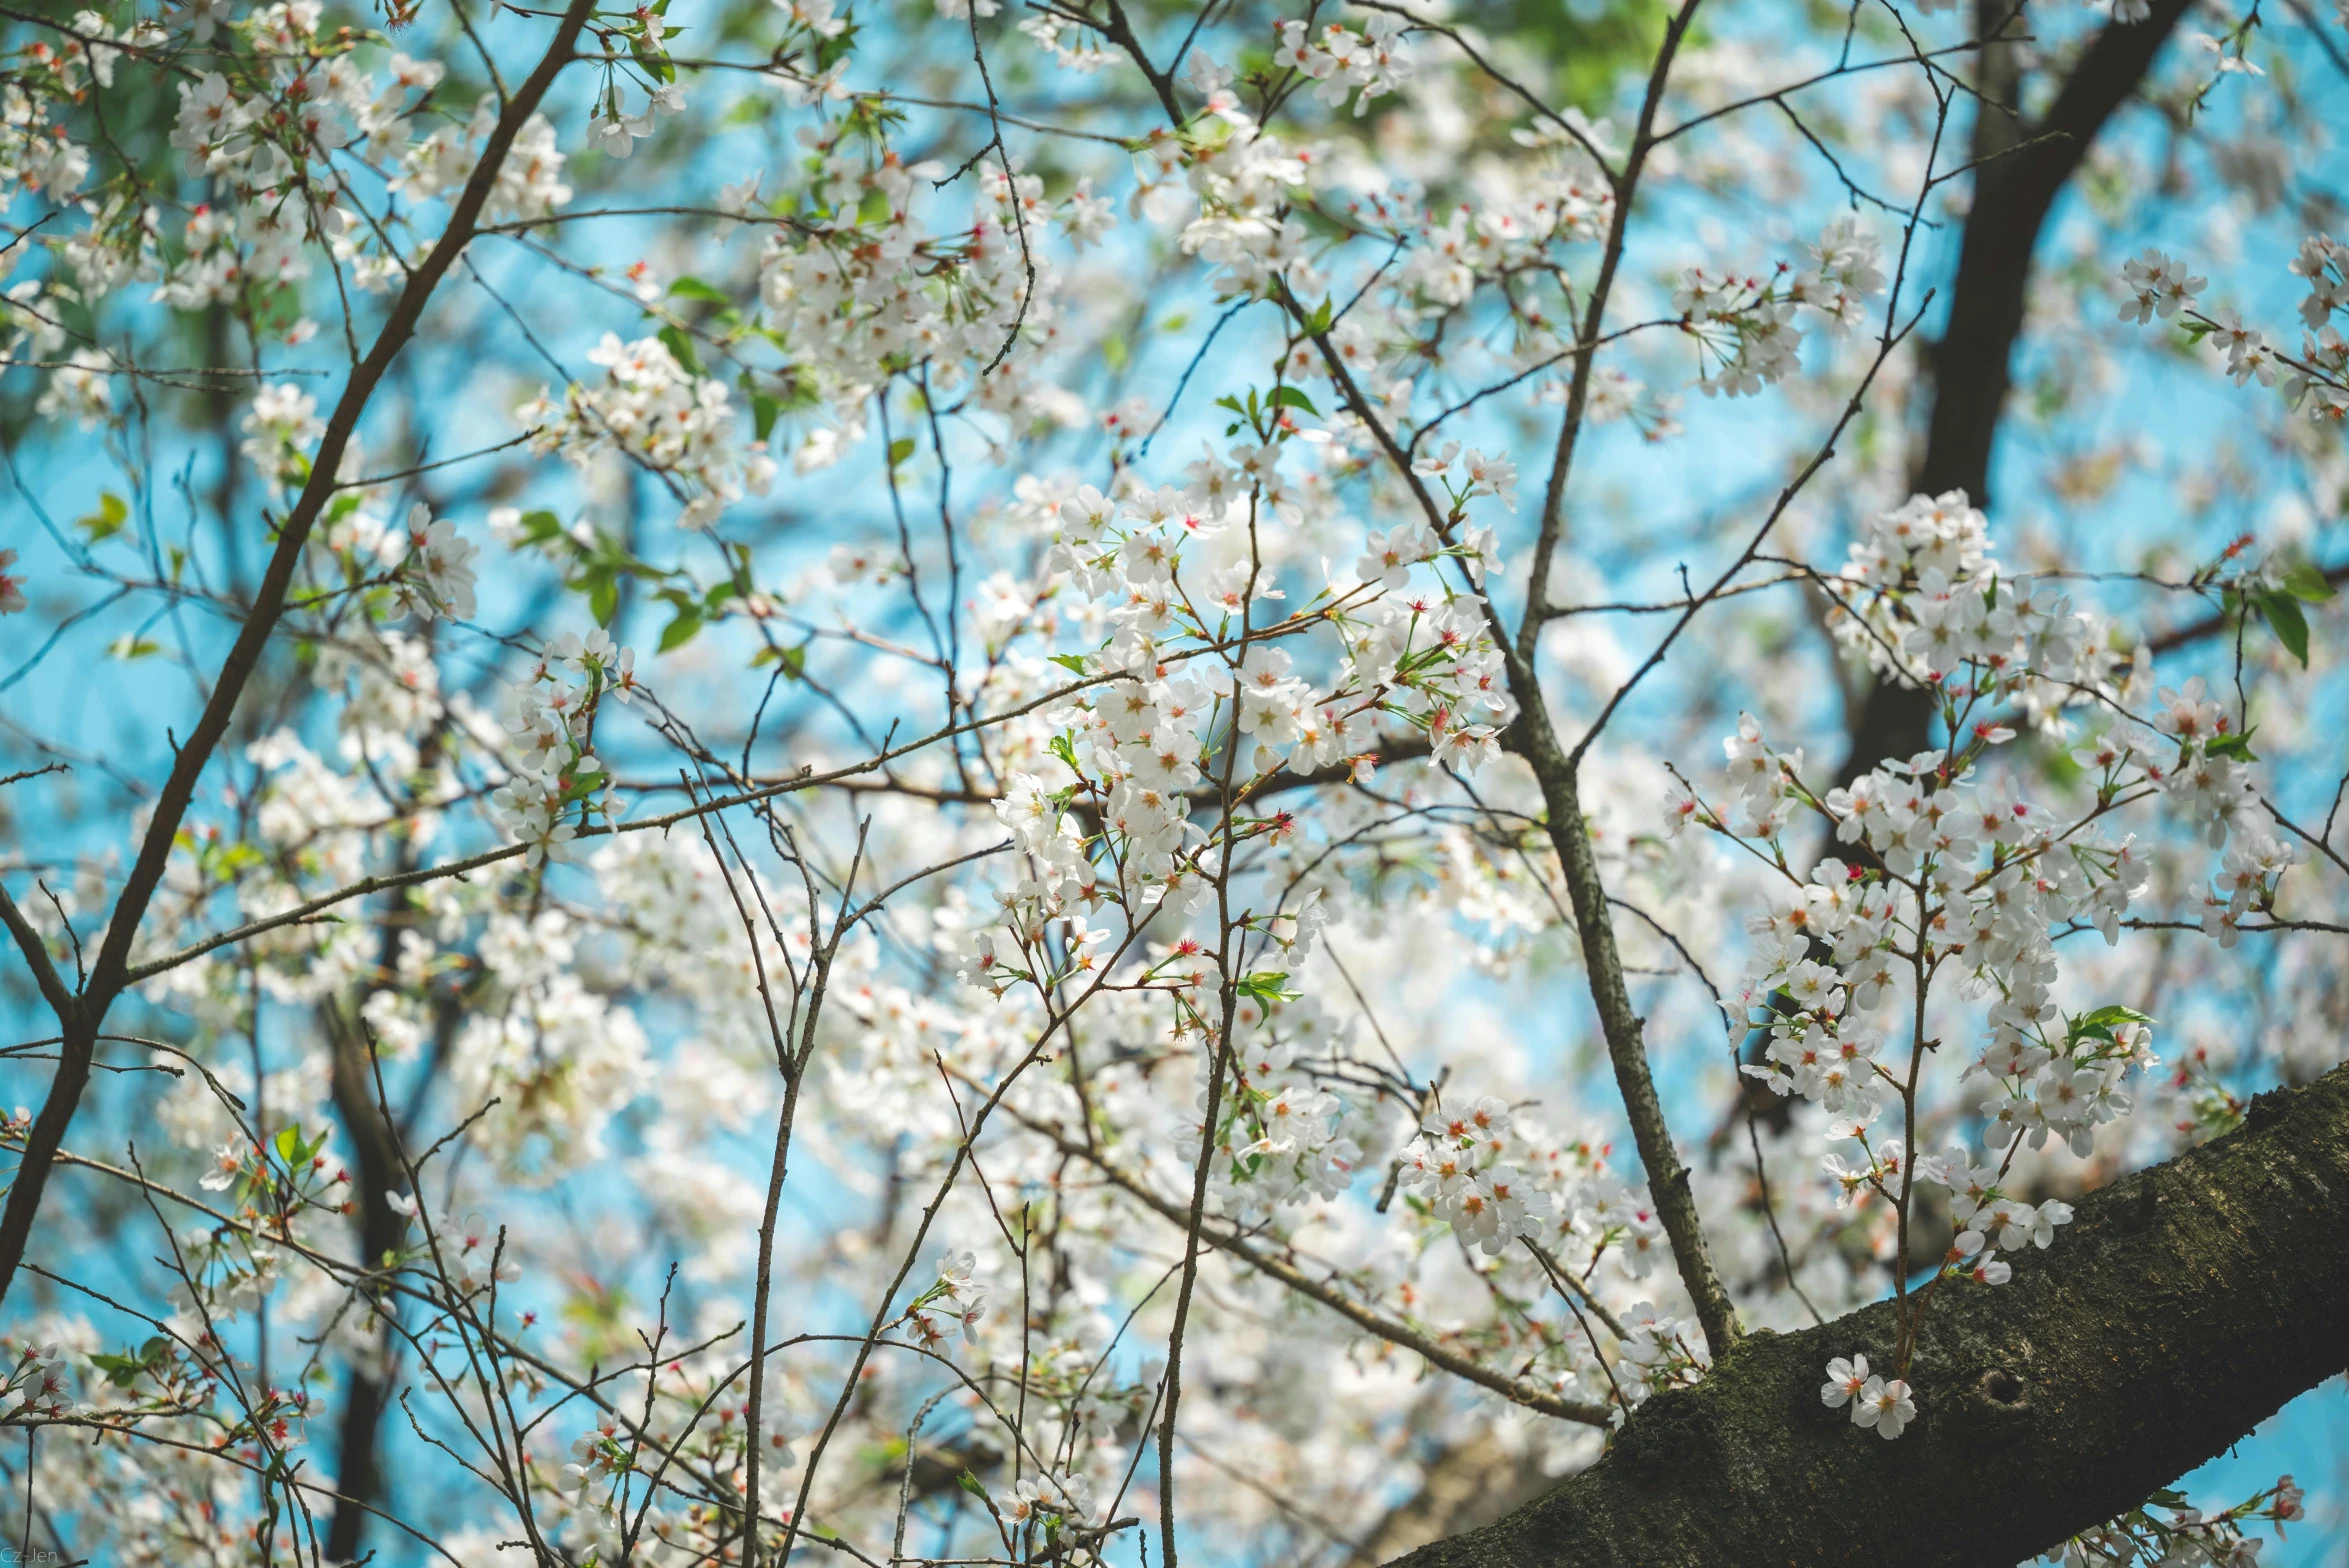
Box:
1921;0;2192;507
1844;0;2193;783
1391;1058;2349;1566
321;1002;411;1563
1509;704;1742;1359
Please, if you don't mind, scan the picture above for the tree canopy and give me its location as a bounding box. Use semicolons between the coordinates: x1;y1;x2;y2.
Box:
0;0;2343;1562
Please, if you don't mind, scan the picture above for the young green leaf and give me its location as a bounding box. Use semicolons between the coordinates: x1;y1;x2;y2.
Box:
1235;971;1299;1002
78;490;129;541
2280;561;2338;603
2257;591;2310;666
657;324;705;377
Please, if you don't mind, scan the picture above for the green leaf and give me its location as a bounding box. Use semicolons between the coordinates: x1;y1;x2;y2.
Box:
1268;385;1319;417
2204;728;2259;762
518;509;565;544
667;275;731;304
658;606;702;652
107;633;161;660
814;16;858;71
1047;653;1089;675
78;490;129;541
887;436;915;468
2280;561;2338;603
957;1471;988;1500
657;324;704;377
2257;591;2310;666
2069;1004;2155;1048
628;32;675;83
1302;297;1334;335
588;571;620;627
750;642;807;680
1234;971;1298;1003
274;1124;301;1162
751;392;782;443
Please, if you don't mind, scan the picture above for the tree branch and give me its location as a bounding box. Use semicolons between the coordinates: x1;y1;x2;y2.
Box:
0;0;596;1312
1843;0;2193;784
1390;1058;2349;1566
1008;1107;1613;1427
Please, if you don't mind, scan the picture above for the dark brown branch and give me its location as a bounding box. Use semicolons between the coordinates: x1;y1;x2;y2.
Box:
1392;1058;2349;1566
321;1003;415;1563
0;0;599;1312
1920;0;2192;507
1843;0;2194;785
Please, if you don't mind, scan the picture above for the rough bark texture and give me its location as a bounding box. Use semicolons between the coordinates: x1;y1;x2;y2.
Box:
1390;1060;2349;1567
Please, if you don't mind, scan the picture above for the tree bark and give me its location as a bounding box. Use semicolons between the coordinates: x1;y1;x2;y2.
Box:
321;1003;411;1563
1840;0;2193;785
1388;1059;2349;1566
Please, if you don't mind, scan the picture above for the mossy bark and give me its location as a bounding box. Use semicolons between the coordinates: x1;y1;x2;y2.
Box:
1389;1061;2349;1567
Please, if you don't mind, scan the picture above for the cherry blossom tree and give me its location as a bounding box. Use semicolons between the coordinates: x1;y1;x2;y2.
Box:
0;0;2342;1563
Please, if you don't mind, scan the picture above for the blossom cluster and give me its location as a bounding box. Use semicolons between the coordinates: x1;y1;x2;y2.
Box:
1394;1096;1555;1256
1820;1353;1913;1439
2118;240;2349;419
751;147;1084;457
490;628;638;866
1671;217;1887;396
1268;14;1416;116
393;503;480;621
520;334;779;531
1198;992;1369;1220
1672;490;2318;1439
906;1249;990;1348
1821;489;2119;721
